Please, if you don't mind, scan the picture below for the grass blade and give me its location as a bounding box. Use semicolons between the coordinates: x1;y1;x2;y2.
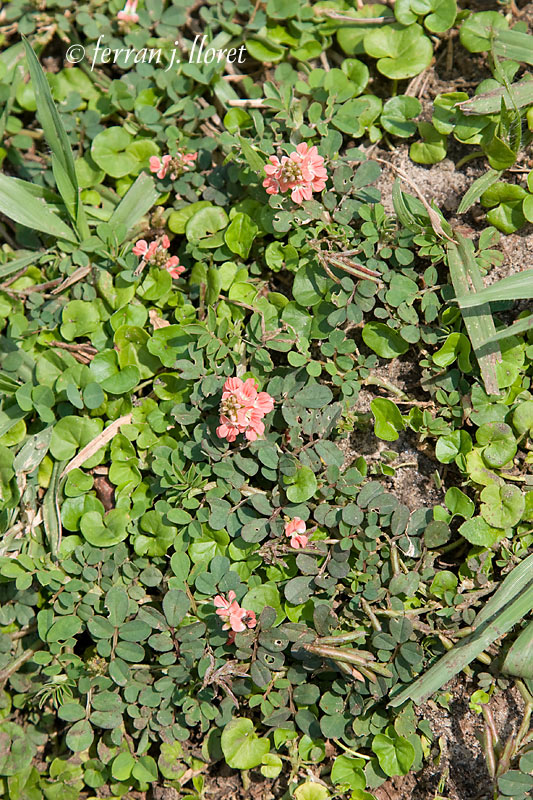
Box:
0;173;77;242
0;251;49;280
22;37;89;239
456;269;533;307
108;173;159;243
494;28;533;66
0;63;23;142
42;459;66;560
389;553;533;707
456;77;533;115
482;314;533;344
457;169;502;214
502;620;533;679
446;234;501;395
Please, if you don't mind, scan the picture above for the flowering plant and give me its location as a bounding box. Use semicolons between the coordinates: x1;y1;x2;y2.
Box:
216;377;274;443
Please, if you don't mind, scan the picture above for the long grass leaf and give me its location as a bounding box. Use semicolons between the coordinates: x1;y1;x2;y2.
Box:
494;29;533;66
482;314;533;344
43;460;65;560
108;173;159;242
0;63;23;142
0;173;76;242
502;620;533;679
0;251;47;280
447;235;501;395
456;77;533;115
456;269;533;307
22;37;89;239
0;406;27;439
457;169;502;214
389;553;533;707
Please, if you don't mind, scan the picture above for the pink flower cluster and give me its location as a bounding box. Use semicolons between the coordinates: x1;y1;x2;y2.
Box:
285;518;308;549
263;142;328;205
214;591;257;644
117;0;139;22
150;151;198;181
132;235;185;278
216;377;274;443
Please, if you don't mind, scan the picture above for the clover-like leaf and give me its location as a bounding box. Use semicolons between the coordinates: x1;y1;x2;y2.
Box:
364;24;433;80
221;718;270;769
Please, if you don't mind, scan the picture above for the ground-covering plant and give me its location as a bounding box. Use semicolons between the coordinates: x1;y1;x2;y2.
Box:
0;1;532;799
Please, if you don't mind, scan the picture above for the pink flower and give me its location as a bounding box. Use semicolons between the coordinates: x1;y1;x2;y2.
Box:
132;239;157;259
117;0;139;22
285;517;308;549
149;155;172;179
132;236;185;278
216;376;274;443
262;143;327;205
165;256;185;279
214;591;257;642
150;151;198;181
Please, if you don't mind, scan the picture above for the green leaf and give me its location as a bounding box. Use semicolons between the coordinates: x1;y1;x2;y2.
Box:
433;332;471;371
162;589;189;627
50;417;103;461
224;213;258;259
47;615;82;642
109;172;159;241
455;266;533;306
459;11;508;54
132;755;158;783
458;169;503;214
0;173;76;242
381;95;421;138
260;753;283;778
243;584;284;625
65;720;93;752
459;516;506;547
61;299;100;341
446;235;501;396
445;487;475;519
330;755;366;790
80;509;129;548
90;350;140;394
371;398;405;442
284;464;317;502
410;122;447;164
423;0;457;34
238;136;266;171
430;570;458;599
502;620;533;679
221;718;270;769
22;37;88;238
480;483;525;528
91;127;136;178
186;206;229;249
246;37;286;63
364;23;433;80
111;752;135;781
476;421;517;467
372;729;415;776
105;587;129;627
294;384;333;408
362;322;409;358
294;783;330;800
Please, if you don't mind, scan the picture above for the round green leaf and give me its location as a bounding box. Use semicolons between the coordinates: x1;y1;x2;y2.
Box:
91;127;137;178
372;731;415;776
362;322;409;358
220;718;270;769
364;24;433;80
65;720;94;753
